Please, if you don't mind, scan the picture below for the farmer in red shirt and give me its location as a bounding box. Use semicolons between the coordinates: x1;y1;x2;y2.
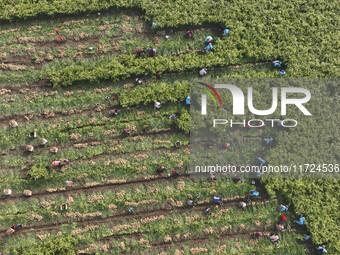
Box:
252;232;262;239
136;48;145;57
155;72;162;79
149;48;156;57
186;30;193;39
123;129;130;136
280;214;287;223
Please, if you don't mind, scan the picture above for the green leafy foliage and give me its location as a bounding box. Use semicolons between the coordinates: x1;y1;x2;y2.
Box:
27;163;48;180
120;80;190;107
23;235;77;255
177;110;190;134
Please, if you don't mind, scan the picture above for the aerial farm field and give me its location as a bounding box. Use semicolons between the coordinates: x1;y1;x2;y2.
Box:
0;1;339;254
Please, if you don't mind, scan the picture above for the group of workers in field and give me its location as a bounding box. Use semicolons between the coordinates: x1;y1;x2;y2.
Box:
6;22;310;250
152;166;324;252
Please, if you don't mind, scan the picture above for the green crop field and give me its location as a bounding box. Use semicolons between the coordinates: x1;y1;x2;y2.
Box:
0;1;338;254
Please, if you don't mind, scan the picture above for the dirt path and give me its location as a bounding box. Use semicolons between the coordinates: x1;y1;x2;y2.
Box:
0;128;182;158
0;197;273;237
0;61;270;99
0;131;187;174
0;173;192;204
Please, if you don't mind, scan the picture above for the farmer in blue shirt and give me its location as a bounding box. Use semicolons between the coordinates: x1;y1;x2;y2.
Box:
250;190;259;197
223;29;229;36
295;215;305;225
186;96;191;105
257;157;266;165
264;138;273;144
273;60;281;68
213;196;222;205
205;36;213;43
303;234;311;241
280;70;286;76
316;245;327;254
277;120;285;127
278;204;289;212
205;43;213;51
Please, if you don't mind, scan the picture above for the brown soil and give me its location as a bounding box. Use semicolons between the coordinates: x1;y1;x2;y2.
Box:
0;197;272;237
0;172;192;205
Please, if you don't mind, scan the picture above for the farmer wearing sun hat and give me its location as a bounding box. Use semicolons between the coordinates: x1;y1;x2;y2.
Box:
205;36;213;43
273;60;281;68
275;223;284;231
199;68;207;77
154;101;161;109
316;245;327;254
239;201;247;210
270;233;280;243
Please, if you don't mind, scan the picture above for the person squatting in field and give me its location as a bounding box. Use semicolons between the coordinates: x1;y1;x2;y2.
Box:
186;30;194;39
52;159;70;166
270;233;280;243
252;232;262;239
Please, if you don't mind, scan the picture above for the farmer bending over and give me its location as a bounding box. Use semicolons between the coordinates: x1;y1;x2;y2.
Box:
203;207;211;215
205;36;213;43
213;196;222;205
187;200;195;207
172;169;179;177
136;78;143;85
11;224;22;232
199;68;207;77
273;60;281;68
109;109;118;116
239;201;246;210
316;245;327;254
252;232;262;239
123;129;131;136
149;48;156;57
295;215;305;225
154;102;161;109
155;72;162;79
275;223;284;231
280;214;287;223
250;190;259;197
278;204;288;212
186;96;191;105
204;43;213;52
136;48;145;57
270;233;279;243
186;30;194;39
